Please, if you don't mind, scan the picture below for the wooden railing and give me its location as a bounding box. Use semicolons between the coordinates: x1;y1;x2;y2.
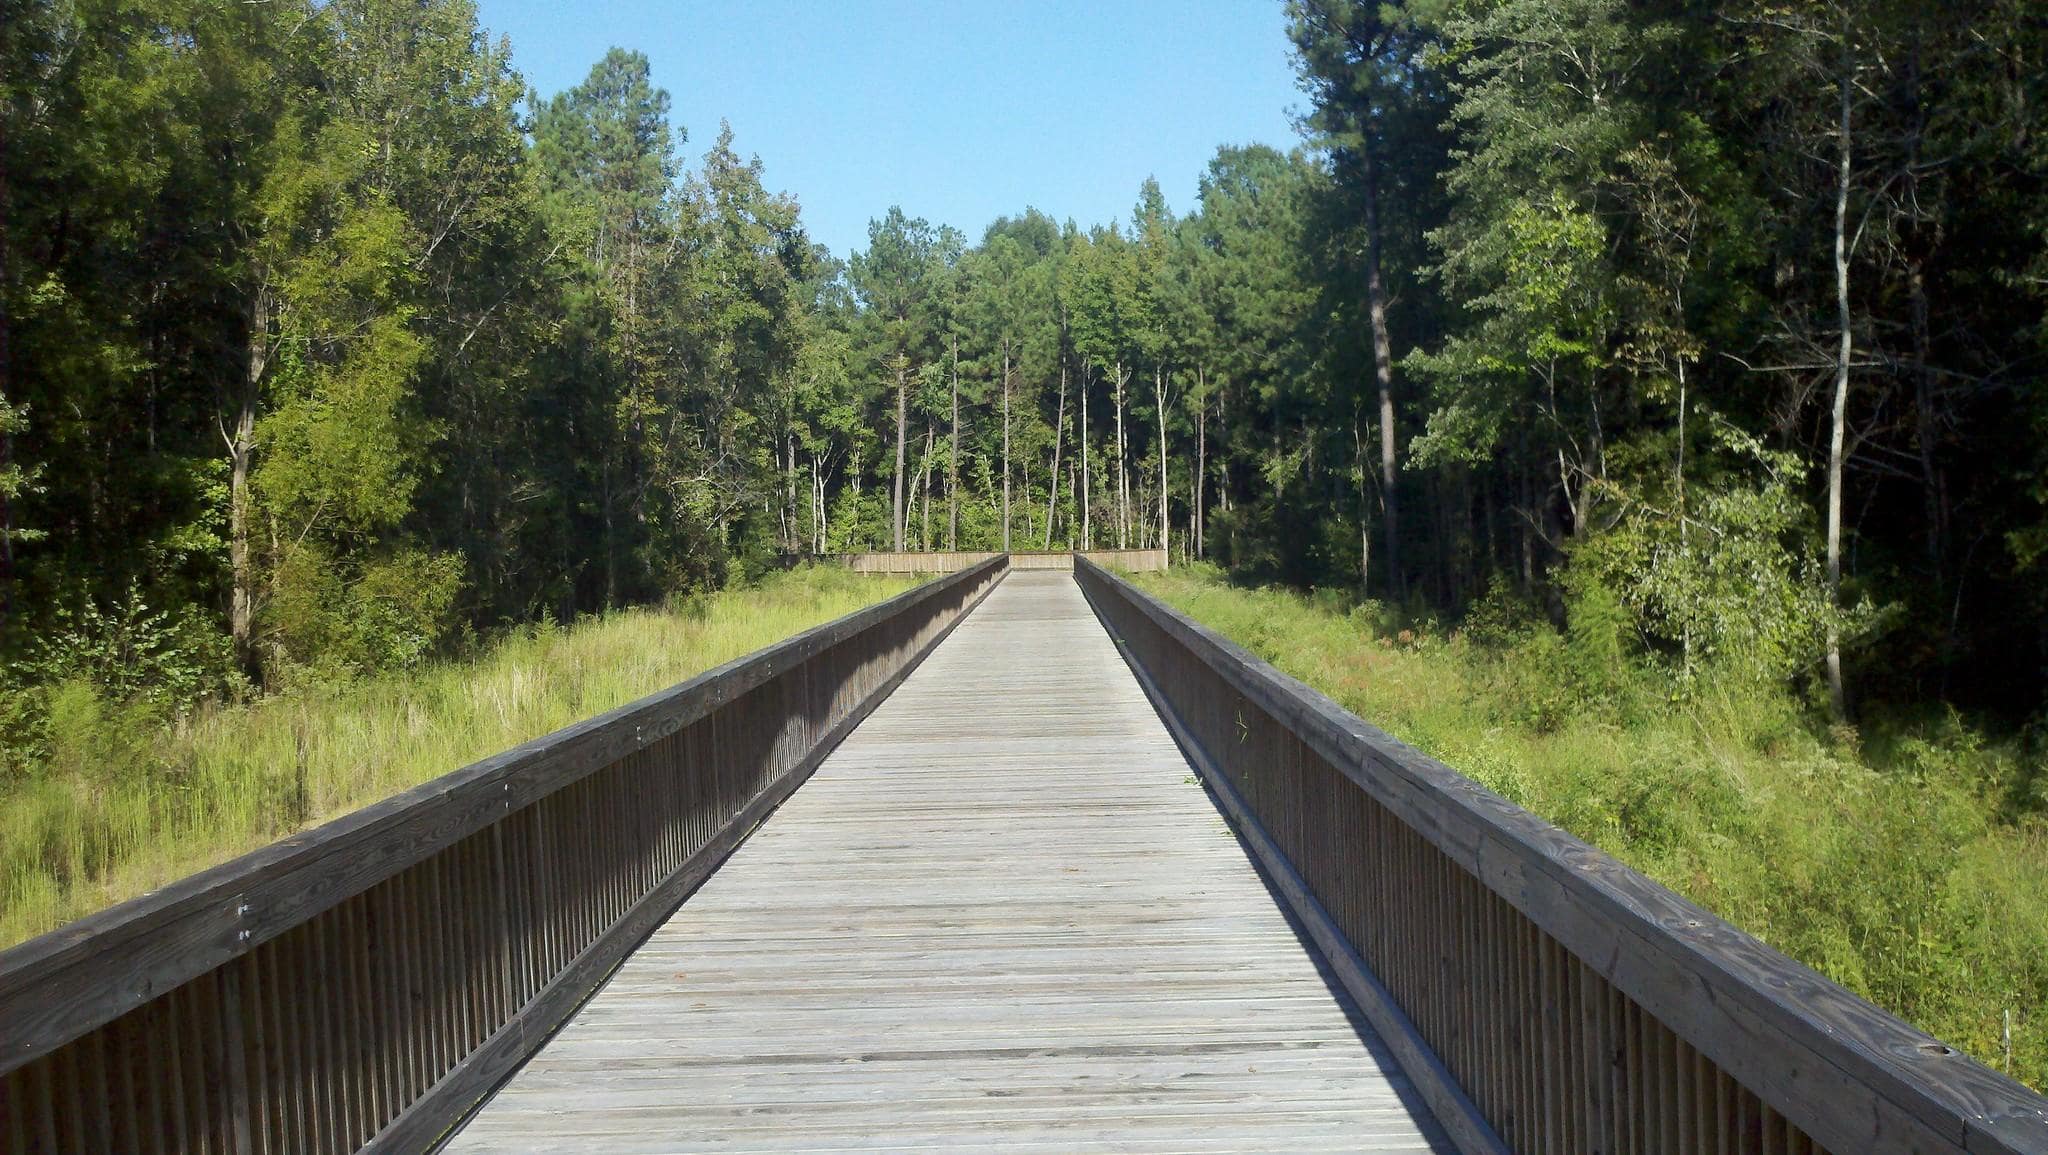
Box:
0;557;1006;1155
1075;556;2048;1155
1084;547;1166;571
1006;551;1077;570
842;548;1167;573
841;550;1001;573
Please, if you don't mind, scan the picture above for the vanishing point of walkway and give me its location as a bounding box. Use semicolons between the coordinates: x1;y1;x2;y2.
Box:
447;571;1449;1152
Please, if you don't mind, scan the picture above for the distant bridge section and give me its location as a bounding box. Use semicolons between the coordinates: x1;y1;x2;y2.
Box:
840;548;1167;573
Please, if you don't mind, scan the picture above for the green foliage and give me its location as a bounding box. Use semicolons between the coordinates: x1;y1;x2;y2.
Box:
0;395;41;555
26;585;237;715
0;586;239;778
265;547;464;677
1571;428;1851;693
1139;566;2048;1090
0;568;914;947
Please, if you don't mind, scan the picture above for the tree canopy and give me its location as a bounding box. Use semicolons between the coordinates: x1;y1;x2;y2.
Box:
3;0;2044;746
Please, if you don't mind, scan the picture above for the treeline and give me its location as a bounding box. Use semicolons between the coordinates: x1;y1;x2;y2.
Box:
1273;0;2047;728
3;0;2046;762
791;0;2048;727
2;0;821;739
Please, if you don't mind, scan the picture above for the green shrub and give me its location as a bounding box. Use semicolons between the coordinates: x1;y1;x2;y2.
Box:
1137;565;2048;1090
266;546;464;679
0;566;916;948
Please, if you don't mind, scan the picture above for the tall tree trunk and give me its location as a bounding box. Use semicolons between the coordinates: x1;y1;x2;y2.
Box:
1216;385;1231;516
1677;346;1692;677
784;428;798;554
1044;362;1066;548
850;465;860;550
230;283;271;672
1080;364;1091;549
1155;364;1169;563
948;335;960;550
1825;36;1854;723
892;356;908;552
0;147;13;630
1001;342;1012;552
1020;437;1035;545
1195;371;1207;558
811;451;825;555
920;422;934;550
1068;456;1078;547
1114;362;1129;549
1362;136;1403;600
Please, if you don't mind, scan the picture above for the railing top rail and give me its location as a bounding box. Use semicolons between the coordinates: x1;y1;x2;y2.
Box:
1076;556;2048;1153
0;556;1006;1076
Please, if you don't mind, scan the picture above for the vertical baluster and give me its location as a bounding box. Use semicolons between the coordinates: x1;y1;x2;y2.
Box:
220;958;254;1155
1676;1037;1697;1155
25;1053;60;1154
336;902;367;1147
375;877;403;1127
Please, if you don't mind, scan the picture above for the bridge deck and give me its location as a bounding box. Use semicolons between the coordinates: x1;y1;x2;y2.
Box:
447;571;1449;1153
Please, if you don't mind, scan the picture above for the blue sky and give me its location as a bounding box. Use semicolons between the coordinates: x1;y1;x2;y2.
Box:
471;1;1308;260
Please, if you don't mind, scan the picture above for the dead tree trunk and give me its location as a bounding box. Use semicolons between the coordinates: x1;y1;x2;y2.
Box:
1081;362;1092;549
892;355;908;552
1824;31;1854;723
948;335;959;550
0;150;12;629
1114;360;1129;549
1044;361;1067;549
919;422;934;549
1001;340;1012;552
230;282;271;673
1155;363;1169;563
1195;370;1207;558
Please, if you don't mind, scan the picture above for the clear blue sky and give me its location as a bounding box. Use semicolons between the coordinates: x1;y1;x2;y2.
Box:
471;0;1307;260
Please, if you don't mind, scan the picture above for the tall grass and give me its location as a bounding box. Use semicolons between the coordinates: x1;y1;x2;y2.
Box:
0;567;918;948
1138;564;2048;1091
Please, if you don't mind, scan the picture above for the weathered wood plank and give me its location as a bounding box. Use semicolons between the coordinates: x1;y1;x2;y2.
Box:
446;572;1450;1153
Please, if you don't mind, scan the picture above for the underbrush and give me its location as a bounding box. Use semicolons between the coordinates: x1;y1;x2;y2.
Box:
1138;564;2048;1090
0;567;918;948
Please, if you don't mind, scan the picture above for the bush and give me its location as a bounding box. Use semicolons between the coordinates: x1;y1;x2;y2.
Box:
24;583;237;714
1;585;238;781
266;546;463;679
1137;565;2048;1090
0;566;917;947
1570;427;1855;698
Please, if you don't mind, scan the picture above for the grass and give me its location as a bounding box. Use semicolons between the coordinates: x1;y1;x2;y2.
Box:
1137;563;2048;1091
0;566;919;949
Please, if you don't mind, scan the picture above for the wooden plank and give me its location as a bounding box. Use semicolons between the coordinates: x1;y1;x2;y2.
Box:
1103;599;1507;1155
445;572;1451;1153
370;561;1005;1153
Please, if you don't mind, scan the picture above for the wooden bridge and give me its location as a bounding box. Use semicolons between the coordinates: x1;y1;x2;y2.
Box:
4;557;2046;1153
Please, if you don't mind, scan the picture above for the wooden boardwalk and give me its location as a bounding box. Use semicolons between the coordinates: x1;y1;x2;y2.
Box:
446;571;1449;1153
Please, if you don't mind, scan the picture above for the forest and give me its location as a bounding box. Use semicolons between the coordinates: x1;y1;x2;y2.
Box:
6;0;2045;727
2;0;2045;1055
